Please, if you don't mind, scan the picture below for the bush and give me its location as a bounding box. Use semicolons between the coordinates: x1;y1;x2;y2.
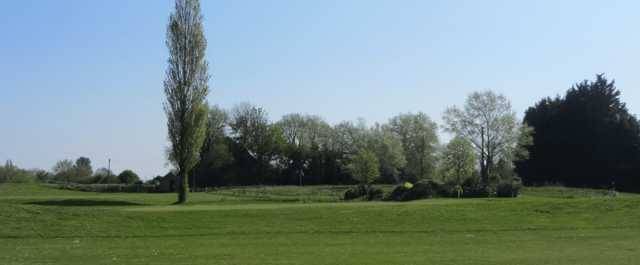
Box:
366;186;384;201
343;185;383;201
496;178;522;197
344;185;365;200
385;181;436;201
460;177;491;198
462;185;491;198
435;181;459;197
118;170;140;184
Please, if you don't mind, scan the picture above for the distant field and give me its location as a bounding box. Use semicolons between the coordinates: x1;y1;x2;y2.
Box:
1;184;639;265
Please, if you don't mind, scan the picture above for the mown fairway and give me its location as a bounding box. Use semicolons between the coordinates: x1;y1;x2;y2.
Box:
1;184;639;265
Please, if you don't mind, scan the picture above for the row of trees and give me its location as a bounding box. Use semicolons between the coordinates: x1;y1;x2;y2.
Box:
0;160;44;183
177;89;529;192
50;157;141;184
160;0;640;201
161;0;535;202
189;104;442;186
0;157;141;185
181;74;640;194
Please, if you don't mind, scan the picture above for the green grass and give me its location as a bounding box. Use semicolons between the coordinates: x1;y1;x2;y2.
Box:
1;183;639;265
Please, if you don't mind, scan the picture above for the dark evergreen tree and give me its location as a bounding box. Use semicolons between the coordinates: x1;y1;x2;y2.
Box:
517;75;640;191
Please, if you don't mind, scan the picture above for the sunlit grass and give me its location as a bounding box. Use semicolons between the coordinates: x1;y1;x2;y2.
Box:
1;183;639;265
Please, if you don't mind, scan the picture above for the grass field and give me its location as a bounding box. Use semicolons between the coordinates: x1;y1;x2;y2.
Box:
1;184;639;265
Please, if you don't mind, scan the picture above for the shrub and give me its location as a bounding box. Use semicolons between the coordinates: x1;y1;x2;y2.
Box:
385;181;435;201
412;181;435;198
435;181;458;197
118;170;140;184
343;185;383;201
463;185;491;198
496;178;523;197
344;185;366;200
34;170;52;183
366;186;384;201
459;177;491;198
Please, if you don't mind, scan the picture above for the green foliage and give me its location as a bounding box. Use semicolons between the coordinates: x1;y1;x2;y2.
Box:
385;181;436;201
496;180;522;198
276;113;333;185
118;170;140;184
343;185;384;201
164;0;210;203
0;160;35;183
388;112;439;182
440;136;476;185
230;103;284;167
33;170;52;183
200;105;233;169
74;157;93;179
519;74;640;191
348;149;380;185
367;124;406;183
52;159;76;183
443;91;529;184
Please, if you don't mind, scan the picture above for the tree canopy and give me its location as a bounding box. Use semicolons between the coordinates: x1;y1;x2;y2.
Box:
443;91;530;184
348;149;380;185
517;75;640;191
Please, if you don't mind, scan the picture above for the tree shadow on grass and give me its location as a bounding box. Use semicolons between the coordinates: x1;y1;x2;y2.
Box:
26;199;143;207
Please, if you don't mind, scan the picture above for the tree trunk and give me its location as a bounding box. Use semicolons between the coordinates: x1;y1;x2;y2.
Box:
480;127;488;185
177;172;188;204
481;161;488;185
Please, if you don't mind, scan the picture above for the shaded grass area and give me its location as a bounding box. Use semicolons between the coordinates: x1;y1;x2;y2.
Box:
0;183;639;264
27;199;143;207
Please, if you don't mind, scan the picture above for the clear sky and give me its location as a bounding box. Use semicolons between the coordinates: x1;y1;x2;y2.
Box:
2;0;640;179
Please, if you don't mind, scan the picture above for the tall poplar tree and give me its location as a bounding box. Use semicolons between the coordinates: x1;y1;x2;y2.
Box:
164;0;210;203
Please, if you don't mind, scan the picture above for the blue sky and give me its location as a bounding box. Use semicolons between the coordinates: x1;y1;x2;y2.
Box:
2;0;640;179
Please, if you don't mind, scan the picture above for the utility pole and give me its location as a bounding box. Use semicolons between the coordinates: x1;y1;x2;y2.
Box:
480;127;486;184
108;158;111;177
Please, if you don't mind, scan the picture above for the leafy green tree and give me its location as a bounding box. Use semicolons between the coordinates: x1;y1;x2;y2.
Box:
163;0;210;203
348;149;380;185
333;119;369;154
229;103;285;183
443;91;531;185
75;157;93;179
388;113;439;182
276;113;332;185
192;105;234;188
199;105;233;168
53;159;76;183
118;170;140;184
368;124;406;183
441;136;476;185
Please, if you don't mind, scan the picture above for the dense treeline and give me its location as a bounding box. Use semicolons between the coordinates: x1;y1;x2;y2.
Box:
4;75;640;193
181;90;529;191
516;75;640;192
188;104;442;187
